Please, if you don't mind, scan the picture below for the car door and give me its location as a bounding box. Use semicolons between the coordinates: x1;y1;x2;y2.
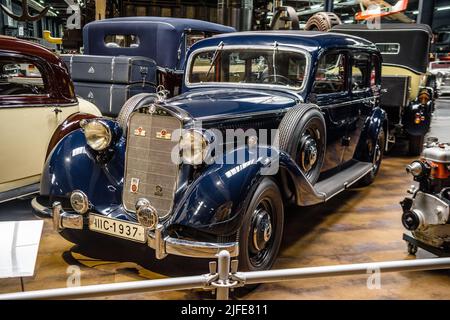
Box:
342;51;375;164
310;50;351;173
0;55;78;193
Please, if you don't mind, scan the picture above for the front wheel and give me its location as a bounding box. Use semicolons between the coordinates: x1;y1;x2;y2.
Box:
409;134;425;156
238;178;284;272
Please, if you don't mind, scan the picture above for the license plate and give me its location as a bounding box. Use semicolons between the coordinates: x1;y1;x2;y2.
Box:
89;214;146;243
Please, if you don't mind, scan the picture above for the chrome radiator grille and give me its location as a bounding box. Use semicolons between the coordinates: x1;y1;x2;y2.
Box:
123;111;181;218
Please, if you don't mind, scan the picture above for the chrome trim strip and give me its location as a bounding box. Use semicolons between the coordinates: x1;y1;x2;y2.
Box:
184;44;311;97
196;96;378;122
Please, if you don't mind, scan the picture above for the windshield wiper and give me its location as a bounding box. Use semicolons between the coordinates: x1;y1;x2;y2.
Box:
205;41;224;81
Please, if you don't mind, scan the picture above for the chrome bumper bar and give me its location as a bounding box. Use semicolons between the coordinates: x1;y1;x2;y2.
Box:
32;198;239;259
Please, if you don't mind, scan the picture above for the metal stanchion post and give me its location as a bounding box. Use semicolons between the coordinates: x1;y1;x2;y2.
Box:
216;250;231;300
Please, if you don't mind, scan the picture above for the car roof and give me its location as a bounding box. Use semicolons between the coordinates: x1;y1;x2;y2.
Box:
83;17;236;70
189;30;378;53
85;16;236;34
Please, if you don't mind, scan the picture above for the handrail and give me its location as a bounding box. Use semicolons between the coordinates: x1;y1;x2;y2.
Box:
1;252;450;300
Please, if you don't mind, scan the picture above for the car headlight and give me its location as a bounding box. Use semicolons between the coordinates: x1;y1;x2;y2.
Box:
80;119;112;151
179;129;210;165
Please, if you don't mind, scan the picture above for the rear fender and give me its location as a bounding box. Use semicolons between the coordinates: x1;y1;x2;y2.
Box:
403;102;432;136
354;106;387;162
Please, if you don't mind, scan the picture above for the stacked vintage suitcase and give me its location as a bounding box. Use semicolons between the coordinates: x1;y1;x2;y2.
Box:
62;55;157;116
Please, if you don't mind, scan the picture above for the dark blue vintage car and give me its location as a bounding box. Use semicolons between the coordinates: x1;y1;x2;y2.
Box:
33;31;387;271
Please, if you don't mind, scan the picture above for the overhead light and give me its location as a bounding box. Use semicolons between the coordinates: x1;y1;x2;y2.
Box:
412;10;419;15
310;4;322;10
344;19;354;24
437;6;450;11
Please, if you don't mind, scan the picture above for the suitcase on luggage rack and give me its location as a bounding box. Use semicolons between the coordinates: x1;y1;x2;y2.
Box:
74;82;156;117
61;54;157;85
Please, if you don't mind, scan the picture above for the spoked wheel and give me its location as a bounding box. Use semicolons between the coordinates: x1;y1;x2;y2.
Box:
238;178;284;272
358;128;385;187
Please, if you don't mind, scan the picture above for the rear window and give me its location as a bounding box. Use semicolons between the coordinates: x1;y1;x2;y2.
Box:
104;34;140;48
375;43;400;55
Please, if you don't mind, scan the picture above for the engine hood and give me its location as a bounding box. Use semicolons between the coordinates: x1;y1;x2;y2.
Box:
164;88;300;121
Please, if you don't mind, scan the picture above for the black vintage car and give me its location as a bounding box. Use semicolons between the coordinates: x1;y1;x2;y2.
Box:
33;31;387;272
333;24;434;155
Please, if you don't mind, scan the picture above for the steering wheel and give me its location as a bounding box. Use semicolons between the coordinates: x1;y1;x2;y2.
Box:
260;74;292;86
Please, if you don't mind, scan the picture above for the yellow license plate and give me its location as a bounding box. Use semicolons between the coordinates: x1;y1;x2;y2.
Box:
89;214;146;243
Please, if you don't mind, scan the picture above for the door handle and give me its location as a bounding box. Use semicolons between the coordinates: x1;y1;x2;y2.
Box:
53;107;62;116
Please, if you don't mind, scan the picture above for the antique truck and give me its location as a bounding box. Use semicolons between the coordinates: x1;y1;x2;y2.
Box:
333;24;434;155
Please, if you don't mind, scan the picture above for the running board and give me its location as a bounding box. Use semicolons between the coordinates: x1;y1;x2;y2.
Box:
285;156;374;207
0;183;40;204
314;162;373;202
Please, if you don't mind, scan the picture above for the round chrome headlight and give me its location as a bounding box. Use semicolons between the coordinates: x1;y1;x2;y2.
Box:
70;190;89;214
179;129;209;165
81;120;112;151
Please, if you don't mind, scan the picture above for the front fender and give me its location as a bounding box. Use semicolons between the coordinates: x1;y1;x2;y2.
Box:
167;145;322;237
40;126;125;210
168;146;273;238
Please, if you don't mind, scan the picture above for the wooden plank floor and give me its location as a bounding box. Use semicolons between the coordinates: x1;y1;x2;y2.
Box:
1;100;450;300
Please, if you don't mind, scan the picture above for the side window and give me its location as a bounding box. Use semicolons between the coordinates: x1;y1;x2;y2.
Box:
0;58;47;96
312;52;346;95
351;53;370;92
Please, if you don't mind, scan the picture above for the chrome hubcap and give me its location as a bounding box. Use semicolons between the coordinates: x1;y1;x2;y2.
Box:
252;209;272;252
300;134;318;172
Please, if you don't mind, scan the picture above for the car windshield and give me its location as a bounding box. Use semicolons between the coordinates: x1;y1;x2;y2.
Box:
188;48;308;90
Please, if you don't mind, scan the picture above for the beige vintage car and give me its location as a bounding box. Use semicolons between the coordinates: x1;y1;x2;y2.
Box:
0;36;101;203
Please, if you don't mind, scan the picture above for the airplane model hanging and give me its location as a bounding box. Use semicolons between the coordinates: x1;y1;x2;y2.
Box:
0;0;49;22
356;0;412;23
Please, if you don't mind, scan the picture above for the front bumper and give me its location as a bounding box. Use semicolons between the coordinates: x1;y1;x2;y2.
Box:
32;198;239;259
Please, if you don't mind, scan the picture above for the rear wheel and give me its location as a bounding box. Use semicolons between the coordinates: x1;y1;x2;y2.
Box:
359;128;385;187
238;178;284;272
409;134;425;156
